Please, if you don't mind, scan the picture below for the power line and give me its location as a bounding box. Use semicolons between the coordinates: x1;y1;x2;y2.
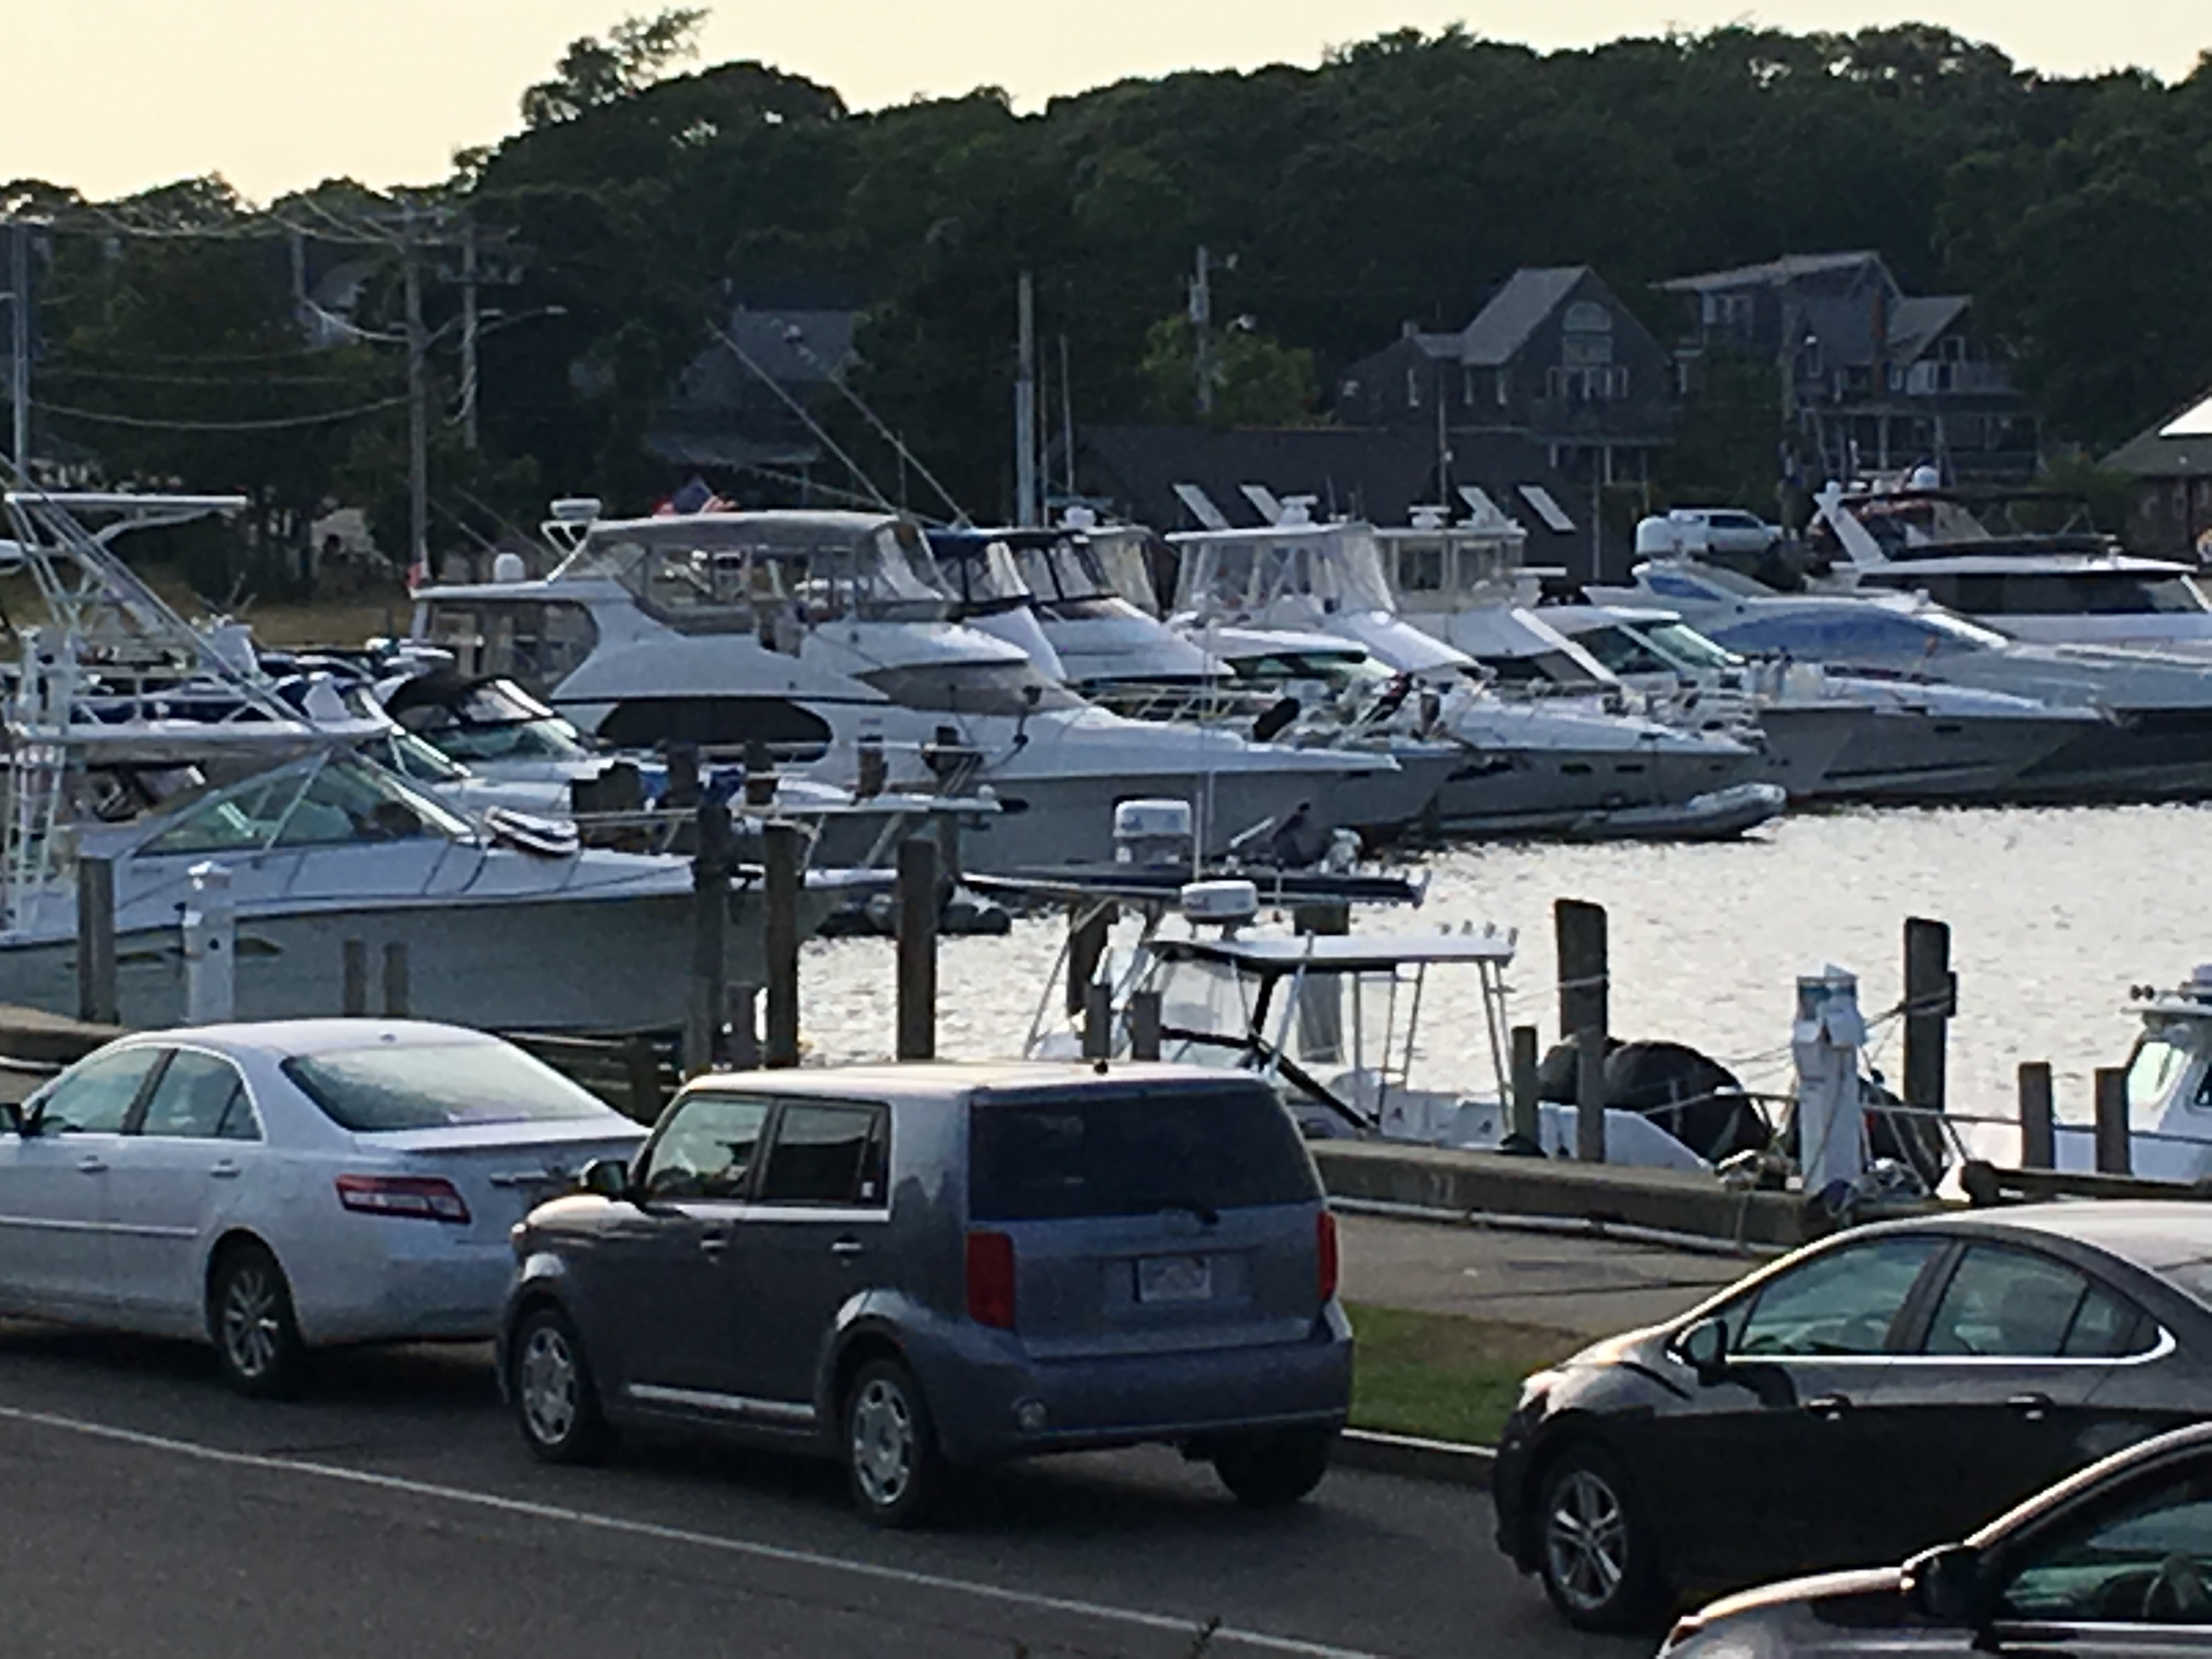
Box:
42;363;402;388
35;394;410;432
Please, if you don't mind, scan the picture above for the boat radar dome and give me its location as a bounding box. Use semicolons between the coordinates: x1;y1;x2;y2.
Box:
1181;879;1259;926
548;497;602;524
1906;465;1942;492
492;550;529;584
1060;505;1099;531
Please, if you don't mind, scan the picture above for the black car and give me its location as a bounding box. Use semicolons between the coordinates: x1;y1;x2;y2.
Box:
1664;1422;2212;1656
1493;1201;2212;1630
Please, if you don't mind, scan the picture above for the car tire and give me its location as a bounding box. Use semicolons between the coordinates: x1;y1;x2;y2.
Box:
843;1357;944;1528
1534;1442;1663;1632
510;1302;612;1464
208;1241;310;1400
1212;1428;1335;1508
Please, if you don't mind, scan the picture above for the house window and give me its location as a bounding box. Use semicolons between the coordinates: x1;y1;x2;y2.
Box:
1462;367;1478;407
1406;367;1422;409
1496;369;1510;407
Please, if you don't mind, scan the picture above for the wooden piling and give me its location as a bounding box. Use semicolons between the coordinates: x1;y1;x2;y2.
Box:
342;939;369;1017
1575;1025;1607;1164
623;1034;664;1124
75;854;117;1026
2094;1066;2131;1176
381;942;409;1017
1903;917;1954;1113
763;821;802;1069
727;986;764;1071
1510;1024;1542;1147
895;836;938;1062
1555;900;1609;1046
685;802;732;1077
2017;1062;2055;1170
1128;990;1163;1061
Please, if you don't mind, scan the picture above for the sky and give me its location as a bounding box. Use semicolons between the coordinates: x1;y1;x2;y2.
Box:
4;1;2207;202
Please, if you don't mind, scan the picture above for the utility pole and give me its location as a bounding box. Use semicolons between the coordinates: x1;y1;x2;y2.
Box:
458;216;480;451
8;221;29;472
1014;271;1038;528
1190;245;1215;419
1059;333;1077;500
402;217;429;580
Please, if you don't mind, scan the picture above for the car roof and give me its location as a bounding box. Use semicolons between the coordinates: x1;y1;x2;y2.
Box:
679;1059;1255;1104
120;1019;508;1059
1876;1201;2212;1273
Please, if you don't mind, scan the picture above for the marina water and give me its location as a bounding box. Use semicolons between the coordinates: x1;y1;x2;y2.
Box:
801;803;2210;1157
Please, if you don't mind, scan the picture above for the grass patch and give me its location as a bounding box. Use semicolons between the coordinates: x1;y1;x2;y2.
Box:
1347;1302;1585;1448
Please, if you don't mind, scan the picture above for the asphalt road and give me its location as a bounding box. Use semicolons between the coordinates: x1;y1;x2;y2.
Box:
0;1322;1653;1659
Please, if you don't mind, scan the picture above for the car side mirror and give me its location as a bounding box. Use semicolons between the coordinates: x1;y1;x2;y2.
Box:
578;1158;631;1200
1901;1544;1985;1626
1677;1314;1731;1383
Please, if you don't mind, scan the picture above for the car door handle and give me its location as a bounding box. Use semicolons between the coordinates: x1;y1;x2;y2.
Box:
76;1155;108;1175
1803;1393;1853;1419
830;1237;865;1259
209;1160;241;1180
2007;1392;2053;1422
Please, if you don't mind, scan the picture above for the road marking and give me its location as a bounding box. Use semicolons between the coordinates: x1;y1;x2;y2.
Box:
0;1402;1389;1659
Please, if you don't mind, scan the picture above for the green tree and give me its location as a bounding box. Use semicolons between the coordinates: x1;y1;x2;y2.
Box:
1138;314;1320;427
521;8;710;129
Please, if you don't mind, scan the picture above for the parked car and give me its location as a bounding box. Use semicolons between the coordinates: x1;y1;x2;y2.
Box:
498;1061;1352;1525
1663;1420;2212;1657
1493;1202;2212;1630
0;1020;647;1396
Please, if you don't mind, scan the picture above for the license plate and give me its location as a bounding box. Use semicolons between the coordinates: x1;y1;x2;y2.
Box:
1136;1254;1213;1304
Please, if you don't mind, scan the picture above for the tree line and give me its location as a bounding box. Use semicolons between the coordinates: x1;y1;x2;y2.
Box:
7;13;2211;580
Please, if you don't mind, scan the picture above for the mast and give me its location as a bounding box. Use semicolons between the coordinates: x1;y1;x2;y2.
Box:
1014;272;1039;528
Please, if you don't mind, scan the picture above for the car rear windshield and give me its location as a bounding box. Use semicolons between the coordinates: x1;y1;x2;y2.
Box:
281;1041;613;1132
968;1084;1321;1222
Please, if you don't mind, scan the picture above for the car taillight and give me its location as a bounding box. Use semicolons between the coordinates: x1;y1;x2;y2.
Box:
335;1174;471;1224
1316;1210;1340;1304
965;1230;1016;1330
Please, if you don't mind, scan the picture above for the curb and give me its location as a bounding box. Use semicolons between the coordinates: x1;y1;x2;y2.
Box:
1339;1428;1496;1488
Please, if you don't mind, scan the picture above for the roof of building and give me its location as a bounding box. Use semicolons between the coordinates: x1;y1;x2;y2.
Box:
1656;250;1886;293
1886;295;1971;363
2106;388;2212;479
1460;266;1591;366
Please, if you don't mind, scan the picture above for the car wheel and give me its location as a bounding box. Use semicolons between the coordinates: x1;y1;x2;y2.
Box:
208;1242;309;1399
843;1357;944;1527
1536;1443;1662;1632
1212;1428;1335;1508
510;1303;612;1464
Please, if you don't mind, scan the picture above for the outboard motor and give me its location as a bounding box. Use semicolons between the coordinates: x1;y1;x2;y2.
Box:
1114;798;1194;868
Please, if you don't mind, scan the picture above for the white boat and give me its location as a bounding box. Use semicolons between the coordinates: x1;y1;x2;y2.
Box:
1022;881;1719;1170
1162;510;1780;837
1805;473;2212;652
1542;603;2098;803
410;509;1399;872
2061;968;2212;1181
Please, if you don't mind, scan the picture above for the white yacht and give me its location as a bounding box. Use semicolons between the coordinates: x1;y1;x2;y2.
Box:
0;749;849;1031
1165;512;1783;836
2062;968;2212;1182
409;509;1398;871
1591;565;2212;802
1542;603;2100;803
1671;476;2212;651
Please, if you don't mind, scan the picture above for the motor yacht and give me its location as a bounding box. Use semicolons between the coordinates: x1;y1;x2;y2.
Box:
1591;565;2212;802
1542;603;2098;803
1164;512;1783;836
409;508;1399;870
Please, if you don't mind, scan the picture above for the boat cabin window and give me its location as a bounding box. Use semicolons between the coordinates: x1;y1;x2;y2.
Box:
855;659;1081;716
1710;610;2002;662
1641;620;1742;671
1396;539;1448;595
419;599;599;690
1867;569;2212;618
933;539;1036;613
1173;530;1396;618
394;680;597;764
1015;539;1126;619
2127;1024;2211;1123
1477;648;1609;689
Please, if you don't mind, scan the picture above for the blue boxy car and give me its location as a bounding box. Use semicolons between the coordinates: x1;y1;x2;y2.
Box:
498;1060;1352;1524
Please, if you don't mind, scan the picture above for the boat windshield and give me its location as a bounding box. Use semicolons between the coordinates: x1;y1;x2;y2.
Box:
567;516;951;626
364;730;472;786
935;539;1036;610
1570;624;1680;678
394;678;599;762
1175;528;1396;618
2127;1023;2212;1126
855;659;1083;715
1643;620;1743;670
139;755;475;857
1086;527;1163;614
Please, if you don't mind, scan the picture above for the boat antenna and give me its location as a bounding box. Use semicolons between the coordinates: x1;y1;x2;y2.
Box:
707;321;896;515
